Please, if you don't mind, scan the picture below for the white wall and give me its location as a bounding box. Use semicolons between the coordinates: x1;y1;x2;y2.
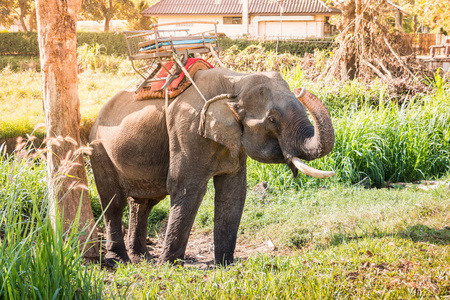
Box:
77;20;127;32
156;15;329;39
252;15;326;39
0;24;20;32
157;15;250;38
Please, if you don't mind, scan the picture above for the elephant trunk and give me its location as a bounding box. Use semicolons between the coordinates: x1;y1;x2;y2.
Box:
293;87;335;160
284;88;335;178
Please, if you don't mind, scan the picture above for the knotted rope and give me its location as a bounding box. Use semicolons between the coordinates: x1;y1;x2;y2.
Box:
198;94;237;137
168;53;238;137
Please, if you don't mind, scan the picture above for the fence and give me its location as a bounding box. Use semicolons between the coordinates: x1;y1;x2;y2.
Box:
401;33;449;56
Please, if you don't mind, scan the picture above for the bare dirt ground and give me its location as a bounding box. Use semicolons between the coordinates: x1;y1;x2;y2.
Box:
97;228;280;268
146;232;278;268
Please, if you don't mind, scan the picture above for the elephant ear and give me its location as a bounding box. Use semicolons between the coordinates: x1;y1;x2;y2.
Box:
198;94;242;158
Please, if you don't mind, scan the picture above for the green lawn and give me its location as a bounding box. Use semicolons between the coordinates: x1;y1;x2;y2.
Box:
105;235;450;299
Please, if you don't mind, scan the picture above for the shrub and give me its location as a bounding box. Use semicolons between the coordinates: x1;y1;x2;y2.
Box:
77;43;132;73
0;32;39;56
219;37;335;56
0;32;128;57
0;33;333;59
77;32;127;56
221;44;299;73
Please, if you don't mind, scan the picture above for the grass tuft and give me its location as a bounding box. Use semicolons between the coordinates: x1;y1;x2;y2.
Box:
0;149;103;299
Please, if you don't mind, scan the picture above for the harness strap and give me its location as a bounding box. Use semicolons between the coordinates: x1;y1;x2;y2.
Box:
172;53;207;102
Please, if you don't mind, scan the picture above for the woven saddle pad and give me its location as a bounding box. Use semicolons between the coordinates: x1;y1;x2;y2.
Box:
134;58;213;101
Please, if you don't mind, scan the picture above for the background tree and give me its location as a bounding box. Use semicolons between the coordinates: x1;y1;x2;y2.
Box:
126;0;157;30
414;0;449;34
396;0;450;34
81;0;135;32
0;0;33;31
36;0;99;258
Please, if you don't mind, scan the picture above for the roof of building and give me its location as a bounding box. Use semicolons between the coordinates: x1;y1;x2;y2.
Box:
142;0;341;16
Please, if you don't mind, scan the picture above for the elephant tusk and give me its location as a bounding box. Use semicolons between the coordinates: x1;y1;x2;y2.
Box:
292;157;336;178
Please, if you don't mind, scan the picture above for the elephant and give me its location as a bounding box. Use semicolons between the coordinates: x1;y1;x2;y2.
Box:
89;67;335;266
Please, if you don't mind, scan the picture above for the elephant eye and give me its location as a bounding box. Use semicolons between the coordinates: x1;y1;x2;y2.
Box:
268;116;275;123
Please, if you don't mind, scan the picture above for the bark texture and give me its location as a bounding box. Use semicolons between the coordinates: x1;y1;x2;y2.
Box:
36;0;99;258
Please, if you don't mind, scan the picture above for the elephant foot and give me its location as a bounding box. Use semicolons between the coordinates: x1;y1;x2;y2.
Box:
214;257;234;267
214;253;234;267
157;252;185;265
157;258;185;266
128;250;153;264
103;251;130;268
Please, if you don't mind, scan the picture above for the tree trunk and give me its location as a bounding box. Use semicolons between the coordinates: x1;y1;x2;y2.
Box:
104;16;111;32
340;0;357;79
104;0;113;32
36;0;99;259
18;0;29;32
29;8;36;32
395;10;403;31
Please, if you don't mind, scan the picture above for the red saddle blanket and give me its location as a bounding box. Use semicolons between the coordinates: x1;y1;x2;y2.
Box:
135;58;213;100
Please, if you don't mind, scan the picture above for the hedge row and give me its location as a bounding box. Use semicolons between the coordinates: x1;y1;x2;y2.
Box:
219;37;335;56
0;32;127;56
1;32;335;57
0;32;38;56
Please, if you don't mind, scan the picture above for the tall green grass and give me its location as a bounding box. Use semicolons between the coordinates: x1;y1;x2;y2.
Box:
0;146;103;299
330;96;449;186
0;56;40;72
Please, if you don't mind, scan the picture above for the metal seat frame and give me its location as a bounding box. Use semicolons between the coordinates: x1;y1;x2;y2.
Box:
124;21;223;94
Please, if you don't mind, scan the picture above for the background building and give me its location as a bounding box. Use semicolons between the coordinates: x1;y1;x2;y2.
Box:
142;0;341;39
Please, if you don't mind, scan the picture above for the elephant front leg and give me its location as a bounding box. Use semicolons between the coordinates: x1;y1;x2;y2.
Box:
213;165;247;266
158;180;208;264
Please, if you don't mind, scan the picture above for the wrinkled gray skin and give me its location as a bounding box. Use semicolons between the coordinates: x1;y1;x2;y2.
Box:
89;67;334;266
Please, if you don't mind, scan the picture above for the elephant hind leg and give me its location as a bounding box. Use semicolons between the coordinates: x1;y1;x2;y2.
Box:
90;144;129;266
126;197;162;263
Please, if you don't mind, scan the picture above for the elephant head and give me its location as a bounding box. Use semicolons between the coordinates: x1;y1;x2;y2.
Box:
200;71;335;178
